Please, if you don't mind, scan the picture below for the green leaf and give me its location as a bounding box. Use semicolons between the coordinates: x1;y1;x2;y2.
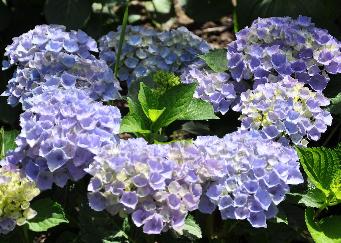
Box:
178;99;219;120
296;146;341;194
329;93;341;116
28;199;68;232
138;83;160;116
330;170;341;200
0;129;18;159
199;49;228;73
153;84;196;130
120;115;151;134
152;0;172;13
305;208;341;243
148;108;166;122
298;188;327;208
44;0;92;29
120;98;151;134
183;215;202;239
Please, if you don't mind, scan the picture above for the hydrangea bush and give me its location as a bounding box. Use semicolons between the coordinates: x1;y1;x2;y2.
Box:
0;15;340;242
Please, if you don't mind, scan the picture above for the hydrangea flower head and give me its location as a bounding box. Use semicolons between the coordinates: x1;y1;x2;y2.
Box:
194;130;303;228
3;25;97;68
99;25;211;84
2;53;121;108
2;25;121;108
86;138;202;234
6;89;121;190
226;16;341;91
181;60;248;114
233;77;332;146
0;167;40;234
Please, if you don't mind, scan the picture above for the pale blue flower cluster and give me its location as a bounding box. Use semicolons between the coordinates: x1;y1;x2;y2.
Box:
98;25;211;84
2;25;121;108
86;130;303;233
5;89;121;190
233;77;332;146
226;16;341;91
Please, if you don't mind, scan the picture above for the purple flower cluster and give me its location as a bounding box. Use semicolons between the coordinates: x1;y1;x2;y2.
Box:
2;25;121;108
99;25;211;84
86;130;303;232
233;77;332;146
5;89;121;190
226;16;341;91
193;131;303;228
181;60;248;114
86;138;202;234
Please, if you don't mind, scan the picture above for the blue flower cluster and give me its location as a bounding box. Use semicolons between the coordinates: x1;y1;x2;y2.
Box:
226;16;341;91
5;89;121;190
86;138;202;234
233;77;332;146
193;131;303;228
2;25;121;108
86;130;302;233
181;60;248;114
98;25;211;84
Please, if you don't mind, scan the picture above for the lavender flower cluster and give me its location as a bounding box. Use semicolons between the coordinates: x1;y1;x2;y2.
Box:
86;130;303;233
193;131;303;228
233;77;332;146
2;25;121;108
86;138;202;234
226;16;341;91
5;89;121;190
181;60;248;114
98;25;211;84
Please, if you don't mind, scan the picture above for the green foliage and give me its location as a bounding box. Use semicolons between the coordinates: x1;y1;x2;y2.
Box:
296;146;341;195
298;188;327;208
44;0;92;29
329;93;341;116
0;128;18;159
330;170;341;200
199;49;228;73
121;80;218;139
28;198;69;232
182;215;202;239
305;208;341;243
298;146;341;242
